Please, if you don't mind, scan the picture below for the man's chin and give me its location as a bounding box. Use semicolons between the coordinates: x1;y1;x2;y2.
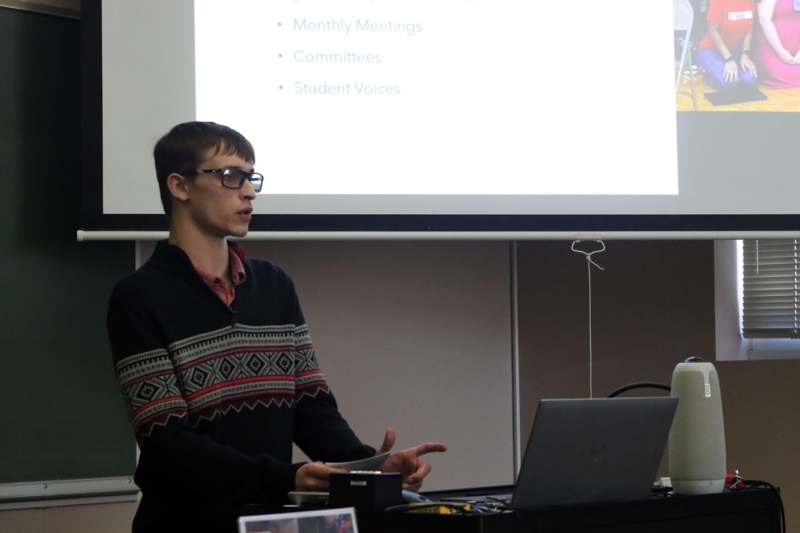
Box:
230;225;250;238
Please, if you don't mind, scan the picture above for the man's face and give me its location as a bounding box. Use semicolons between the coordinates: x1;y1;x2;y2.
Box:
182;150;256;238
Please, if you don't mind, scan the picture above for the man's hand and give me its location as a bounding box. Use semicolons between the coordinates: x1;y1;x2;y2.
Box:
377;427;447;492
295;462;347;491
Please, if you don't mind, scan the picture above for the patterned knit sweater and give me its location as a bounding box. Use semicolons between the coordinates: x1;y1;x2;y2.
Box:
107;242;373;530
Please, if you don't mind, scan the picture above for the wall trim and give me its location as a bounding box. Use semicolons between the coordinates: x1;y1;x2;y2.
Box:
0;477;137;509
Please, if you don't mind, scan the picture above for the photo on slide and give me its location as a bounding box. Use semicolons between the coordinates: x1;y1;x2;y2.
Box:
676;0;800;111
239;508;357;533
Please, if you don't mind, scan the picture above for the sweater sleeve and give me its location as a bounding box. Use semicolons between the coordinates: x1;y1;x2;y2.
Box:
107;281;302;506
282;276;376;462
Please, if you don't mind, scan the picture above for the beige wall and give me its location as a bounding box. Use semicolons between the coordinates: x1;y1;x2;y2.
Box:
0;502;136;533
246;240;516;491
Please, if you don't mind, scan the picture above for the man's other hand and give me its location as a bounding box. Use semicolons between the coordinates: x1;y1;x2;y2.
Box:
295;462;347;491
378;427;447;491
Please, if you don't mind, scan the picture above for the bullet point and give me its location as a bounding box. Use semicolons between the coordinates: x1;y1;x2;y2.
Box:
278;53;283;58
277;22;282;27
279;85;284;90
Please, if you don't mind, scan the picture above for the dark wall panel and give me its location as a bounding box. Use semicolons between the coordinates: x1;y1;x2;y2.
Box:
0;7;135;483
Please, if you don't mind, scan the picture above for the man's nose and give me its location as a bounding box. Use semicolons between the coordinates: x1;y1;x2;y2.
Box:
241;180;257;199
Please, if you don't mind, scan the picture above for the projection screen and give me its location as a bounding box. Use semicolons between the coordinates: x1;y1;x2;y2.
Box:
79;0;800;238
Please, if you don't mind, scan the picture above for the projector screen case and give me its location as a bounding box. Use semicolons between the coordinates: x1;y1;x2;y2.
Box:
669;361;726;495
80;0;800;238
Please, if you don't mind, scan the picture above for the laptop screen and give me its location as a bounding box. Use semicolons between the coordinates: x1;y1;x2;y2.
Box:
512;397;678;510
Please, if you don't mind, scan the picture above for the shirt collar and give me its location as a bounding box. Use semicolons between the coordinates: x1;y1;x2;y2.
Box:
192;242;247;288
228;242;246;286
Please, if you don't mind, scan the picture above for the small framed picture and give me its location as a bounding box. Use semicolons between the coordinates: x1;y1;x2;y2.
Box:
238;507;358;533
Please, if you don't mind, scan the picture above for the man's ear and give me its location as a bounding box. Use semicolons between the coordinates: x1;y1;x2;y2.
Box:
166;172;191;203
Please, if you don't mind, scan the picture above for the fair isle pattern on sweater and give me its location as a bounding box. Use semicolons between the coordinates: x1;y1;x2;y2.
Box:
107;241;375;527
116;323;329;438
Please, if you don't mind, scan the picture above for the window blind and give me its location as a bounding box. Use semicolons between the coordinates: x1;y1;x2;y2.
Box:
742;239;800;339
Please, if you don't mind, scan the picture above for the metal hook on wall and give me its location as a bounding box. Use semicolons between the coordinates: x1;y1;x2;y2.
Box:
570;240;606;271
570;240;606;398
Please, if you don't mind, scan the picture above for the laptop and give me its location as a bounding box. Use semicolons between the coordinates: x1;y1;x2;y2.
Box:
510;397;678;510
238;507;358;533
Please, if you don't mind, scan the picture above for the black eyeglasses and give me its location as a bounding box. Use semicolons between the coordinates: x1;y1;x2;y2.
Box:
189;167;264;192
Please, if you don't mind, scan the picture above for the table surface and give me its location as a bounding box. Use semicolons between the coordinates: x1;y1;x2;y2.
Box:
358;485;783;533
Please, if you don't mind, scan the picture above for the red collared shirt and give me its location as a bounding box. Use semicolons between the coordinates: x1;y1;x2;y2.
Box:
191;243;246;306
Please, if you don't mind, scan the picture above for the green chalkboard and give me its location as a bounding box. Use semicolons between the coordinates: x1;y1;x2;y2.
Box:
0;7;136;484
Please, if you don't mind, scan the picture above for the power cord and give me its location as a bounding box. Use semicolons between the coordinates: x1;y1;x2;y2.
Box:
607;382;671;398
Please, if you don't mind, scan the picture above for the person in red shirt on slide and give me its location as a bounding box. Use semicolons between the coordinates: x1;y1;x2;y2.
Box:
696;0;759;90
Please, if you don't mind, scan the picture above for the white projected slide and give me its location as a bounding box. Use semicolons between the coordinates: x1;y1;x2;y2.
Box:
195;0;679;197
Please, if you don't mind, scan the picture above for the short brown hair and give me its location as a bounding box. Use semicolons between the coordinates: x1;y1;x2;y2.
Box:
153;122;255;215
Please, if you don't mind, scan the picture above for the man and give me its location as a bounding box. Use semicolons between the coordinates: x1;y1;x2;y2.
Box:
107;122;445;532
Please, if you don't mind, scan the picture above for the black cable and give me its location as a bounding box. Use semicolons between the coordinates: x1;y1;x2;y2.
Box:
744;479;785;533
607;382;671;398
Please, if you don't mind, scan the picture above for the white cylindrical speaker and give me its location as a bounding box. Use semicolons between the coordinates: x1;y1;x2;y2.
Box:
668;359;726;495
